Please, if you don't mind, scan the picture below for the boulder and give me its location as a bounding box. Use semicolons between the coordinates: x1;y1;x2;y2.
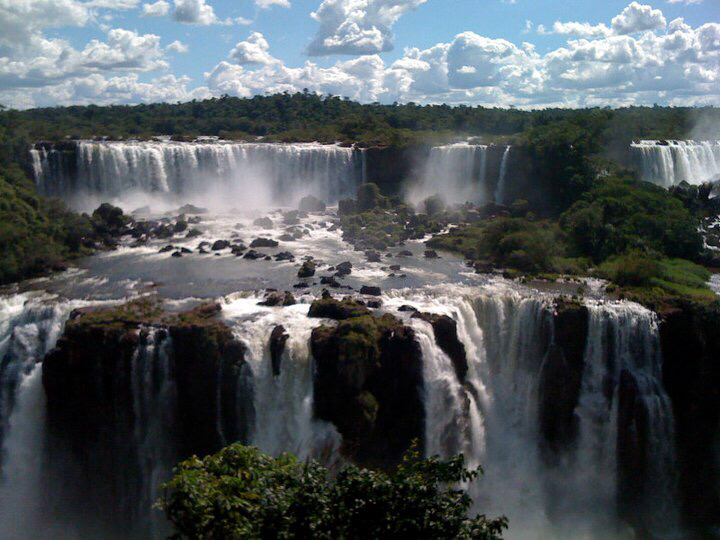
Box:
250;237;279;248
258;291;296;307
424;250;440;259
176;204;208;214
186;228;203;238
211;240;230;251
320;276;341;288
298;195;326;213
242;249;266;260
308;296;370;320
412;312;467;382
360;285;381;296
274;251;295;261
335;261;352;276
253;217;274;229
159;244;174;253
269;325;289;376
297;260;316;278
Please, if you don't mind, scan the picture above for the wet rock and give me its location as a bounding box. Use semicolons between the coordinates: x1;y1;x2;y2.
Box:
389;265;401;271
293;282;309;289
283;211;300;225
299;195;326;213
250;237;279;248
174;220;188;233
308;296;370;320
269;325;289;376
298;260;316;278
360;285;381;296
242;249;266;260
211;240;230;251
411;312;467;382
320;276;341;288
186;228;203;238
335;261;353;276
180;247;192;254
424;250;439;259
367;299;382;309
253;216;274;229
365;251;382;263
274;251;295;261
398;250;413;257
278;233;295;242
159;244;174;253
176;204;208;214
172;251;183;258
231;244;247;256
397;305;417;313
311;310;424;467
259;291;296;307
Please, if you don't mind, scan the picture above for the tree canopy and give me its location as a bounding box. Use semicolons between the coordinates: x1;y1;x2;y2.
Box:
158;443;507;540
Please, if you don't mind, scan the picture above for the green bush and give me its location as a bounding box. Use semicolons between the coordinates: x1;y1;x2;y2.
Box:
158;443;507;540
561;175;703;263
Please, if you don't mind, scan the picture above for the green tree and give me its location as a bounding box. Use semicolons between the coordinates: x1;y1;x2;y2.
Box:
158;443;507;539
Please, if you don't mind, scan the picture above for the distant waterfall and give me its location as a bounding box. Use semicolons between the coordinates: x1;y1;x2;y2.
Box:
631;140;720;187
494;146;511;205
31;141;366;207
409;143;512;207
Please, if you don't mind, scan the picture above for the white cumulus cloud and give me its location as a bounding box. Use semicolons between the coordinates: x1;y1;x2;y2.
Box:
611;2;666;35
142;0;170;16
307;0;427;56
229;33;277;65
255;0;291;8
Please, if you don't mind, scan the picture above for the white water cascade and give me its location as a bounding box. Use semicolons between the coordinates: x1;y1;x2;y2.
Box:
631;140;720;187
494;146;512;205
31;141;366;208
409;143;513;207
222;295;341;463
0;293;80;538
0;283;683;539
385;284;678;539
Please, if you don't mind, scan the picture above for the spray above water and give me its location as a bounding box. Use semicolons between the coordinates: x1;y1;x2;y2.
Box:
31;141;366;212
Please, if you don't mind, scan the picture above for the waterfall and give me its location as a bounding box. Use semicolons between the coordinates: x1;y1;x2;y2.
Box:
386;285;678;538
0;286;684;538
409;143;514;208
0;293;79;539
32;141;365;208
631;140;720;187
222;295;341;463
494;146;511;205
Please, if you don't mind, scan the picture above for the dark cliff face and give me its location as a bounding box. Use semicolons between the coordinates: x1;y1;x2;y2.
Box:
660;301;720;533
538;300;589;459
310;301;425;468
363;145;428;196
41;299;252;537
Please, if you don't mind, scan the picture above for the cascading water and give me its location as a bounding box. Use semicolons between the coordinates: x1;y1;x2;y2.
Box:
31;141;366;208
222;295;341;463
385;284;678;539
631;140;720;187
409;143;513;207
0;293;80;538
494;146;511;205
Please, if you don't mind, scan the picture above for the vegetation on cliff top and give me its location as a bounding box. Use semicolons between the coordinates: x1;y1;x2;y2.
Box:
0;164;94;285
158;443;507;539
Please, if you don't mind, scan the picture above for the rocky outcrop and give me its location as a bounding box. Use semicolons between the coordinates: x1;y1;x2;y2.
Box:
269;325;289;376
310;307;424;468
538;299;588;458
411;312;467;382
659;301;720;533
41;298;253;536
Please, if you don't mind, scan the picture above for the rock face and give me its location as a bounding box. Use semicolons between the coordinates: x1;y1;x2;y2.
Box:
311;310;424;468
41;299;253;536
297;260;316;278
298;195;326;213
269;325;289;376
659;301;720;533
411;312;467;382
538;300;588;458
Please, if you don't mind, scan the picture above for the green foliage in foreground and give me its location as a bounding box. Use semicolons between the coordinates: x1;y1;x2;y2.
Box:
158;443;507;540
0;165;93;284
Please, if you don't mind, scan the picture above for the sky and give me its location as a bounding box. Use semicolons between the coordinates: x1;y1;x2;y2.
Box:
0;0;718;109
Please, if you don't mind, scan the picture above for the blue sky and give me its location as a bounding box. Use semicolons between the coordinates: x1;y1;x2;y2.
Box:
0;0;718;109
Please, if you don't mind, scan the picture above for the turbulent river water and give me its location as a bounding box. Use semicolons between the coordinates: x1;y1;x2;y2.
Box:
0;140;708;539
